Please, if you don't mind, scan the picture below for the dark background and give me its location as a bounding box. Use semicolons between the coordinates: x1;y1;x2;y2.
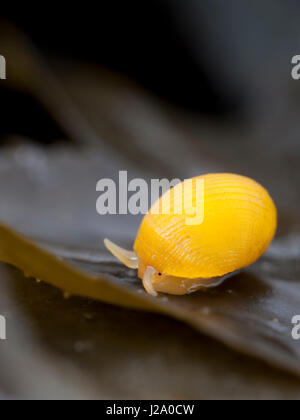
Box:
1;0;300;148
0;0;241;144
1;0;300;400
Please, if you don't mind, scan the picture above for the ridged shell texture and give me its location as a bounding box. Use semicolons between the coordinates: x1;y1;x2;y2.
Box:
134;173;277;279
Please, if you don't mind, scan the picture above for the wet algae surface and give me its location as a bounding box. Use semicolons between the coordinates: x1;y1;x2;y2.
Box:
0;61;300;399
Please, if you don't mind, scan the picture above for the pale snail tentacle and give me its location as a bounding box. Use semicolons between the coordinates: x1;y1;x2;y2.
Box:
142;266;158;297
104;239;139;269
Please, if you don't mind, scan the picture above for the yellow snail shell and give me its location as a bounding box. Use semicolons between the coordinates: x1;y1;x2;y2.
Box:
105;173;277;296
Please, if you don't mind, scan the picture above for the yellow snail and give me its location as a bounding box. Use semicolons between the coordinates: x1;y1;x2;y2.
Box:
104;173;277;296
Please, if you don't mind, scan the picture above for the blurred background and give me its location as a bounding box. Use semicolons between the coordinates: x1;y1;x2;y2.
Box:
0;0;300;399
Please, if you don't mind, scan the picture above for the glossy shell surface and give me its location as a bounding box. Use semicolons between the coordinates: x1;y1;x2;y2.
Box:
134;173;277;279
